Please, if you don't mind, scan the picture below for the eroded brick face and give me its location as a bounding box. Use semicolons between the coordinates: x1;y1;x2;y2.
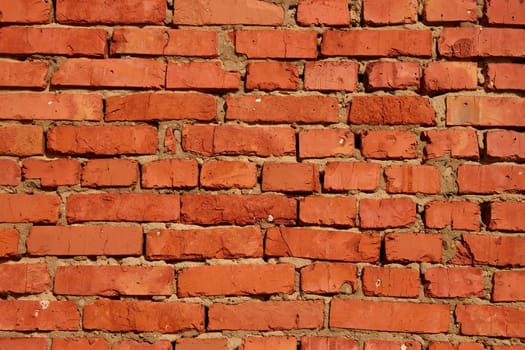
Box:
0;0;523;348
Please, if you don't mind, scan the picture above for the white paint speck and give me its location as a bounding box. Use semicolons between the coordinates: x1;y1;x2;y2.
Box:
339;138;345;145
255;98;262;103
401;344;408;350
40;300;50;309
267;214;274;222
48;101;53;105
375;279;382;287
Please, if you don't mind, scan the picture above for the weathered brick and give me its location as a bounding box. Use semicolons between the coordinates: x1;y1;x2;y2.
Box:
81;159;138;187
297;0;350;26
52;338;109;350
299;128;354;158
0;338;48;350
423;0;477;23
366;340;422;350
423;62;478;94
262;162;320;193
22;158;80;187
456;304;525;337
486;201;525;232
236;30;318;58
365;61;420;91
241;336;296;350
141;159;198;189
485;0;525;25
0;125;43;156
299;196;356;227
493;270;525;302
304;61;358;91
423;128;479;159
350;96;435;125
385;233;442;263
425;201;480;231
0;194;60;223
201;160;257;189
113;341;171;350
0;60;48;88
0;0;51;23
176;338;228;350
361;130;417;159
458;165;525;194
423;267;483;297
302;337;359;350
300;263;357;294
324;162;381;192
0;159;20;186
363;0;418;25
166;62;240;91
246;62;299;91
486;130;525;161
447;96;525;127
385;165;441;194
485;63;525;91
453;234;525;266
362;266;420;297
0;228;19;258
360;198;417;229
0;300;79;331
0;263;50;294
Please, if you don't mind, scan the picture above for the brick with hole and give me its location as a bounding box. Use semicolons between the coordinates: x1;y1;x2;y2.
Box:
0;194;60;224
423;267;483;298
299;196;356;227
236;30;318;58
111;28;218;57
365;340;422;350
141;159;198;189
385;233;442;263
302;337;359;350
246;61;299;91
361;130;417;159
266;227;381;262
208;300;324;331
0;125;43;156
423;128;479;159
385;165;441;194
0;338;48;350
262;162;320;193
0;228;19;258
360;198;417;229
201;160;257;189
486;130;525;161
241;336;296;350
330;299;449;333
324;162;381;192
456;304;525;337
485;0;525;25
0;0;51;23
304;61;358;91
113;341;172;350
485;63;525;91
423;62;478;94
146;227;263;261
166;62;240;91
453;234;525;267
0;159;20;186
178;264;295;297
299;128;354;158
0;300;79;331
27;225;143;257
365;61;420;91
363;0;418;25
176;338;228;350
0;60;48;88
492;270;525;302
0;263;49;295
22;159;80;187
52;338;109;350
297;0;350;26
425;201;480;231
81;159;138;188
349;96;435;125
362;266;420;298
173;0;284;25
54;265;174;296
457;165;525;194
423;0;477;23
83;300;204;333
301;263;357;294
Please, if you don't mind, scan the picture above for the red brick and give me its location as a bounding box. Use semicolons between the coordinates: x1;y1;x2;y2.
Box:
304;61;358;91
322;30;432;57
22;159;80;187
297;0;350;26
201;160;257;189
181;194;296;225
176;338;228;350
366;341;421;350
0;263;49;294
439;27;525;58
493;270;525;302
0;93;102;121
423;0;477;23
182;124;295;157
47;125;157;156
485;0;525;25
453;234;525;266
56;0;166;24
81;159;138;187
111;28;217;57
362;266;420;297
0;60;48;88
485;63;525;91
299;195;356;227
330;299;449;333
246;62;299;91
324;162;381;192
360;198;416;229
146;227;263;261
141;159;198;189
262;162;320;193
227;95;338;124
266;227;380;262
425;201;480;231
106;93;216;121
0;125;43;156
241;336;296;350
363;0;417;25
0;300;79;331
385;233;443;263
0;228;19;258
300;263;357;294
365;61;420;91
428;342;483;350
301;337;359;350
0;338;47;350
456;304;525;337
493;347;525;350
174;0;283;25
385;165;441;194
423;128;479;159
167;62;240;91
27;225;143;257
361;130;417;159
423;62;478;94
458;165;525;194
424;267;483;297
164;128;177;153
113;341;171;350
52;59;165;89
52;338;109;350
0;159;20;186
486;130;525;161
0;27;106;57
299;128;354;158
208;300;324;331
83;300;203;333
0;0;51;23
236;30;318;58
55;265;173;296
447;96;525;127
67;193;179;223
487;201;525;232
350;95;435;125
178;264;294;297
0;194;59;223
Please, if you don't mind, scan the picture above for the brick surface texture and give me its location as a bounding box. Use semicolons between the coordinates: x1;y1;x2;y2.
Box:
0;0;523;348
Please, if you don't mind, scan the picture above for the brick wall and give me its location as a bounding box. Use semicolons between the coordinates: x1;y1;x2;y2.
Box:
0;0;524;349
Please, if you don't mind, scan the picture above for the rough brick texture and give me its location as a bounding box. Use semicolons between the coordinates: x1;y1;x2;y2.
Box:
0;1;522;348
